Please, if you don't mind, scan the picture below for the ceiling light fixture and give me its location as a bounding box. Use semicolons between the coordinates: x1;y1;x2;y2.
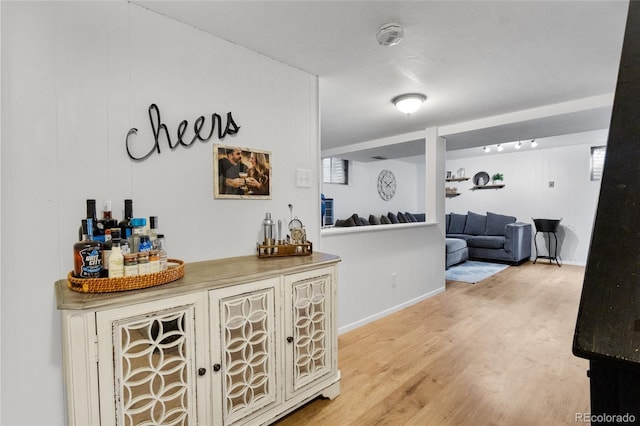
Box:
531;139;538;148
483;146;490;153
376;23;405;47
497;144;504;152
392;93;427;114
515;141;522;149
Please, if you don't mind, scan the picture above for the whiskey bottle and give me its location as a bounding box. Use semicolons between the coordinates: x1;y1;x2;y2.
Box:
73;218;103;278
97;199;119;237
118;199;134;240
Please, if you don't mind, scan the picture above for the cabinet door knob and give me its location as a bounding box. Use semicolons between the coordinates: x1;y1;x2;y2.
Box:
287;336;293;343
213;363;221;372
198;368;206;376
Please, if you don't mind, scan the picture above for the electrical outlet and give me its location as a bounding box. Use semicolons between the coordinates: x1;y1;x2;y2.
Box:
549;181;555;188
391;272;397;288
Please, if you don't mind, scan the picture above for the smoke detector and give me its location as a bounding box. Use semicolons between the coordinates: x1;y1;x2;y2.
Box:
376;23;404;47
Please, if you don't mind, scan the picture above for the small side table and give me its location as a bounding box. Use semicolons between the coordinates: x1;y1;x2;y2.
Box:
533;218;562;267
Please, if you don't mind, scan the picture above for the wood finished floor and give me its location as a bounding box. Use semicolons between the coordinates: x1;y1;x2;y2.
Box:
276;261;590;426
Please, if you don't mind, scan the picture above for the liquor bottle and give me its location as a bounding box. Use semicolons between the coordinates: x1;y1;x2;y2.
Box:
129;218;151;253
97;199;119;237
118;199;134;240
149;216;159;245
78;199;101;241
73;218;103;278
155;234;168;271
108;229;124;278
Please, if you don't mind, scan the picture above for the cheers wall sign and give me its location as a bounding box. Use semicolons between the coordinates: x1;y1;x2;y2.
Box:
126;104;241;161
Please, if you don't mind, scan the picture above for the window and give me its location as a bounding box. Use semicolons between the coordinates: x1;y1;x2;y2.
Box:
322;158;349;185
590;146;606;181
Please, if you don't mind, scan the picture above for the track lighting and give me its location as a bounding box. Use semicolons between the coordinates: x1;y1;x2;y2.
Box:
531;139;538;148
497;144;504;152
483;146;490;153
515;141;522;149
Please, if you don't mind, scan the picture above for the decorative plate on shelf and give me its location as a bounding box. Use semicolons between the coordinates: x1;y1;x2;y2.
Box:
473;171;490;186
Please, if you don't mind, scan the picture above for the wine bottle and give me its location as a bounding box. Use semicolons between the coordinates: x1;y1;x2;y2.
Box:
78;199;101;241
73;218;103;278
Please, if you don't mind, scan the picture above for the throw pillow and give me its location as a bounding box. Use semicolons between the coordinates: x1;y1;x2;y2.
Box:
485;212;517;235
380;215;392;224
463;211;487;235
405;212;417;222
448;213;467;234
414;213;426;222
388;212;399;224
397;212;408;223
359;217;370;226
369;214;381;225
351;213;362;226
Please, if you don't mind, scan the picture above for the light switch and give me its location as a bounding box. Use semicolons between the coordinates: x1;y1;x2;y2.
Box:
296;169;311;188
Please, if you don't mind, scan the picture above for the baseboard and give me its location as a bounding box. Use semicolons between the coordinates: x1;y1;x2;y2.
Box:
337;286;446;335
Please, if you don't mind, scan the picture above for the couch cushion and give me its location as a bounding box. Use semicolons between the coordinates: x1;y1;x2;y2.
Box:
448;213;467;234
486;212;517;235
446;238;467;253
466;235;506;249
380;215;392;224
414;213;426;222
369;215;381;225
388;212;399;224
463;211;487;235
445;214;451;231
446;233;472;241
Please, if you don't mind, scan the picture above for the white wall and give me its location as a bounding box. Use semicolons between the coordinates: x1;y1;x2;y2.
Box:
320;129;446;332
322;158;425;222
445;137;605;265
1;2;319;424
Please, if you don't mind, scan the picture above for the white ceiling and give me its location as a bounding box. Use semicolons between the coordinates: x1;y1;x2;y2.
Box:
134;0;629;157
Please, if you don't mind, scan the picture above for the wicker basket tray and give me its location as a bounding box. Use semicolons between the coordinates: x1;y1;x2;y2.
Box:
67;259;185;293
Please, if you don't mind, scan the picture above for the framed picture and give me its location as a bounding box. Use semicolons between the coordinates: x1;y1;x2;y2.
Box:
213;144;272;199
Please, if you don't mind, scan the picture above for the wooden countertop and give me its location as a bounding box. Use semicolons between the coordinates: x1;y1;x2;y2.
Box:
55;252;340;311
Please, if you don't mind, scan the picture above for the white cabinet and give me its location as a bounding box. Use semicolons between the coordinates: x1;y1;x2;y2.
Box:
284;268;337;401
56;253;340;426
209;278;281;425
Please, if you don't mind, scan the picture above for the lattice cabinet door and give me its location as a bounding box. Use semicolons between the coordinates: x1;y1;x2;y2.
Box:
96;293;210;426
283;267;337;400
209;278;281;426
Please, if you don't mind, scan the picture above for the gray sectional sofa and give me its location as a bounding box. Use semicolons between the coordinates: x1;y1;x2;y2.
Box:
446;211;532;266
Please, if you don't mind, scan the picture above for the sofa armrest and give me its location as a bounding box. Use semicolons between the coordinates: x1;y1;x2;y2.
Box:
504;222;532;260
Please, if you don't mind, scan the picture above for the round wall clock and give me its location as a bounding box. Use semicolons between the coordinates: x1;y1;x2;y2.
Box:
377;169;397;201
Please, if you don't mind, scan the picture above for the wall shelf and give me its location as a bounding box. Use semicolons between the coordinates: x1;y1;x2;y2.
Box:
470;184;505;191
446;193;461;198
446;177;470;182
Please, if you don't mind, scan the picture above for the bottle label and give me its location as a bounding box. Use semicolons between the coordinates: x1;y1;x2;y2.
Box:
139;236;152;252
109;257;124;278
80;247;102;277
